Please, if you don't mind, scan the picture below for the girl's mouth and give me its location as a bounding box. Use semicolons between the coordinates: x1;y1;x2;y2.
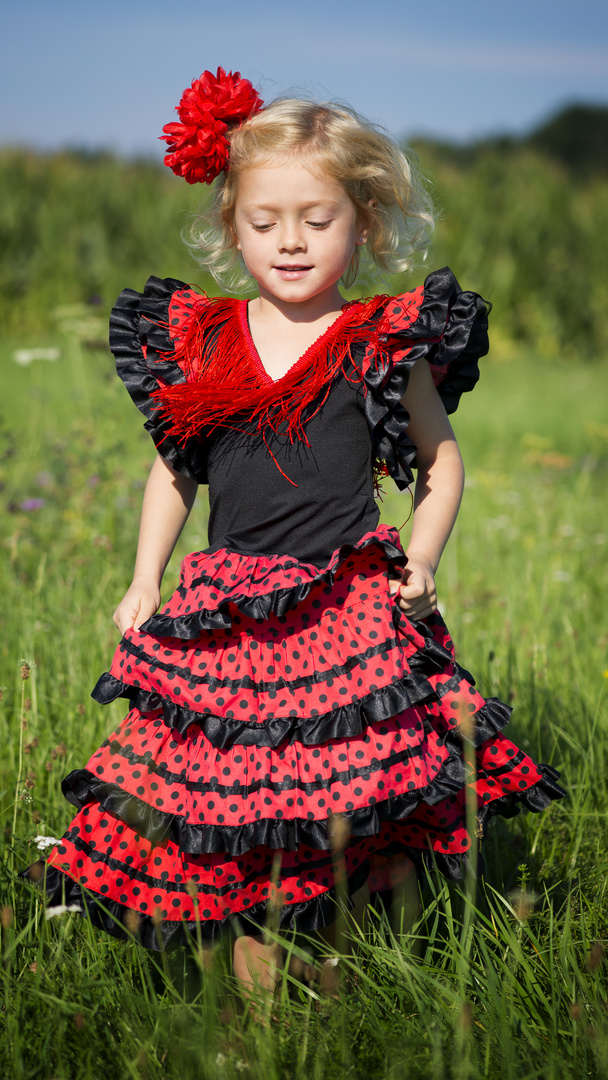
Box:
274;265;313;280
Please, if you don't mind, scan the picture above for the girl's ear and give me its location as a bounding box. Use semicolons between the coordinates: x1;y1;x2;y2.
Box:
356;198;377;244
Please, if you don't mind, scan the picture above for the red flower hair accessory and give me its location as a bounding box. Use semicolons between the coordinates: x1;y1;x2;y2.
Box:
160;67;264;185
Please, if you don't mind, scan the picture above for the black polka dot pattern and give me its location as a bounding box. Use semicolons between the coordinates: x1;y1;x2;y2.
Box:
47;527;564;938
110;530;426;731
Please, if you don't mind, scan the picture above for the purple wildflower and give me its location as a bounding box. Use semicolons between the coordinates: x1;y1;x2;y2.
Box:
20;498;46;511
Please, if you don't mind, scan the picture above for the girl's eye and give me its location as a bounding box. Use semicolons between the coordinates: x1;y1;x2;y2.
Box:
308;220;332;230
252;223;274;232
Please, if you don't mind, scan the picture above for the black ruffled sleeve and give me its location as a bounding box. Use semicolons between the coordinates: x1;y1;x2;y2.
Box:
360;266;489;490
109;276;209;483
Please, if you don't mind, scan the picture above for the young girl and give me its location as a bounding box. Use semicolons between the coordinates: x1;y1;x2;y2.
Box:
39;68;563;990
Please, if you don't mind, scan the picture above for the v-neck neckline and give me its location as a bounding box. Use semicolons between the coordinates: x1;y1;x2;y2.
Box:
237;299;358;386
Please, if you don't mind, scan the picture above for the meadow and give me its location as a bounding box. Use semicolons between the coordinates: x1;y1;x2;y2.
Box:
1;315;607;1078
1;142;608;1078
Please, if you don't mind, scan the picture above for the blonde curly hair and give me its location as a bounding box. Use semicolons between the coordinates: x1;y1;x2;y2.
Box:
186;98;434;292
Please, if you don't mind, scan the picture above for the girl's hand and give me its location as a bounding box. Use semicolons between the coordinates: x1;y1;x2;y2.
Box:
113;579;161;635
389;556;437;620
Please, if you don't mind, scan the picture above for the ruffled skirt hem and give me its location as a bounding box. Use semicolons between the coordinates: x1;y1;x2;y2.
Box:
23;528;564;948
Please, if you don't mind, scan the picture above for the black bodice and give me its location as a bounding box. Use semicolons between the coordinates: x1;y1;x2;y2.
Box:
205;372;380;567
109;268;489;568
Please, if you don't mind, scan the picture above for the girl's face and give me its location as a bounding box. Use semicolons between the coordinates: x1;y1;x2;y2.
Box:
233;160;362;307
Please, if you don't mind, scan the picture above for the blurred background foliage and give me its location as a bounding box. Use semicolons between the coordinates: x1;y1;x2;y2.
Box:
2;101;608;1080
0;103;607;359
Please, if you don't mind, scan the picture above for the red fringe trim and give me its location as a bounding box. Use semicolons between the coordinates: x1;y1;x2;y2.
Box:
150;294;390;452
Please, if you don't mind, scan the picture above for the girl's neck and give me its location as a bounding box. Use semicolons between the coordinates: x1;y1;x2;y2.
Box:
245;285;348;382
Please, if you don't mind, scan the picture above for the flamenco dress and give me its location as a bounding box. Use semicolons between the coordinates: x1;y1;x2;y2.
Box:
39;267;564;950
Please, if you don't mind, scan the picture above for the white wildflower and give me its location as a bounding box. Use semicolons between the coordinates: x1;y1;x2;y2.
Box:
45;904;83;920
13;348;60;367
216;1053;227;1066
552;570;571;583
34;835;61;852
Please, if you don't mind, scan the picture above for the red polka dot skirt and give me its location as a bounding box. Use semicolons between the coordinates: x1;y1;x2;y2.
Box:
44;526;564;949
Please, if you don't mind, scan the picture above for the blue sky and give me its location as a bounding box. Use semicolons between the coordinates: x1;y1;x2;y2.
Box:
3;0;607;154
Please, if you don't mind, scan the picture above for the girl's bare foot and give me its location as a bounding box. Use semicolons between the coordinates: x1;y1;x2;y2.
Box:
233;934;283;1005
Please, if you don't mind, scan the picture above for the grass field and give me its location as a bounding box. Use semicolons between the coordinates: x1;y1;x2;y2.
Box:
1;325;607;1079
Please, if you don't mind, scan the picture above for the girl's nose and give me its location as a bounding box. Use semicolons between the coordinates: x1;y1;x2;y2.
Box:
278;221;306;253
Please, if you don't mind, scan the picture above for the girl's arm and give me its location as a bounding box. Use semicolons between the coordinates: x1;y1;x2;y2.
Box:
113;454;199;634
390;358;465;619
